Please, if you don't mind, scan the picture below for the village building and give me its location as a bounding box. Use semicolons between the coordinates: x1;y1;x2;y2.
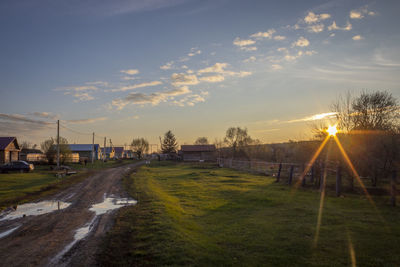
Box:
20;148;45;162
68;144;101;161
180;145;217;162
114;147;124;159
101;147;115;160
0;137;21;164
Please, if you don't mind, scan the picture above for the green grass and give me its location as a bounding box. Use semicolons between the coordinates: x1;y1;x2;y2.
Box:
99;162;400;266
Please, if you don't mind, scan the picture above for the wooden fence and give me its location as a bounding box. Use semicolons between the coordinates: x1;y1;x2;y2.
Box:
217;158;398;206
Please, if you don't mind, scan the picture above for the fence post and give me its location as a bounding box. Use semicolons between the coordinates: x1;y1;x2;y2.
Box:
301;164;306;187
288;165;294;185
391;170;397;207
336;164;342;197
320;163;325;192
276;163;282;182
310;165;314;184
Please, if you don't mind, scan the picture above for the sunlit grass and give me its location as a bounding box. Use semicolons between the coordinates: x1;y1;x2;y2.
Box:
100;162;400;266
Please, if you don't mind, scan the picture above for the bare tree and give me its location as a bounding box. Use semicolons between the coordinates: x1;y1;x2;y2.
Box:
131;138;149;159
194;137;209;145
224;127;254;158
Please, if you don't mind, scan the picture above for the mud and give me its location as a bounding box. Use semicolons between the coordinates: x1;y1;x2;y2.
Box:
0;162;144;266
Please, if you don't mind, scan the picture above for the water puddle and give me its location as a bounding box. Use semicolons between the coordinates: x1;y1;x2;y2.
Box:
51;195;137;265
89;196;137;215
0;201;71;221
0;225;20;239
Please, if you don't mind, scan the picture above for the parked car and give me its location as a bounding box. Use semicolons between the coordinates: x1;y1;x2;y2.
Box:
0;161;34;173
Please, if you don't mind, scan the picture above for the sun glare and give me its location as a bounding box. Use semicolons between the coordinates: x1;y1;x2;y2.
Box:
326;125;338;136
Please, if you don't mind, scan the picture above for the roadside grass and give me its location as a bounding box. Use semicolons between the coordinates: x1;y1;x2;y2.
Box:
0;159;136;209
100;161;400;266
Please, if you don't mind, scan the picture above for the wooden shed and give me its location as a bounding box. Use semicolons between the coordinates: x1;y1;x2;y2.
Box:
0;137;21;164
180;145;216;162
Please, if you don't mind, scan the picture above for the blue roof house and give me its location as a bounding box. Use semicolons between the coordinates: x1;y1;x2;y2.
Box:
68;144;101;161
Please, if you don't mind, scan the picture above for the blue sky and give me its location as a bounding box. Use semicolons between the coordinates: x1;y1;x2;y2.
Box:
0;0;399;147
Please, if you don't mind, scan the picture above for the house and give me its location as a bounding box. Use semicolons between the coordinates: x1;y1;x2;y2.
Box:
101;147;115;160
0;137;20;164
114;147;124;159
180;145;217;162
123;150;134;159
20;148;45;162
68;144;101;161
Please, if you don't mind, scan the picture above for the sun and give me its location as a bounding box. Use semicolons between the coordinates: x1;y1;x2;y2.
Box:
326;125;338;136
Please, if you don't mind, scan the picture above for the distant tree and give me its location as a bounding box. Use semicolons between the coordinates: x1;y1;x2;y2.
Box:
20;141;32;150
194;137;209;145
131;138;149;159
224;127;254;158
161;130;178;154
41;137;71;164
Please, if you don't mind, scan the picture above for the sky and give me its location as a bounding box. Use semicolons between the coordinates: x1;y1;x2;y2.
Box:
0;0;399;148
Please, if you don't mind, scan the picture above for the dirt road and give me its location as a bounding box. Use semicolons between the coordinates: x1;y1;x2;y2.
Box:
0;161;144;267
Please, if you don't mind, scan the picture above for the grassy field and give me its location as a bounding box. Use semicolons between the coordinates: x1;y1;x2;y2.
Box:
100;162;400;266
0;159;136;209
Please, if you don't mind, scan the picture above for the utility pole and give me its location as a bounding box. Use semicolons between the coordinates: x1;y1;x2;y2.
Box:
57;120;60;168
103;137;106;162
92;132;95;164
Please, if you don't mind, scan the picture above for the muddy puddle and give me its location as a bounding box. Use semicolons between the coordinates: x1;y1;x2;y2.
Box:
0;226;21;239
0;201;71;221
89;196;137;215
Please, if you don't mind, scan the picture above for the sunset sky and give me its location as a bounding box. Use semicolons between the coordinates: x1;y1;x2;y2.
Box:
1;0;399;147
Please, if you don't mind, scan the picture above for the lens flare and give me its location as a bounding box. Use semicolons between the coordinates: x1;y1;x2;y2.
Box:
326;125;338;136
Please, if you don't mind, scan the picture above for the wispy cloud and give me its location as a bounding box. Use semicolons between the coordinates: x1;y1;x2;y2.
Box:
188;48;201;57
199;75;225;83
233;37;256;47
160;61;174;70
66;117;108;124
120;69;139;75
171;73;199;86
286;112;337;123
112;86;192;109
352;35;363;41
109;81;163;92
327;21;352;31
250;29;275;39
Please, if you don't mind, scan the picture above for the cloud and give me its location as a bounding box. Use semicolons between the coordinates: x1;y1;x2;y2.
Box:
172;93;207;107
112;86;192;109
304;12;331;24
292;36;310;47
233;37;256;47
0;113;54;125
308;24;324;33
85;81;109;87
286;112;337;123
250;29;276;39
160;61;174;70
188;48;201;57
66;117;107;124
240;46;257;52
109;81;163;92
243;56;256;63
327;21;352;31
71;92;93;102
350;7;375;19
31;112;58;120
352;35;363;41
120;69;139;75
271;64;283;70
171;73;199;86
199;75;225;83
273;35;286;41
197;63;252;78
